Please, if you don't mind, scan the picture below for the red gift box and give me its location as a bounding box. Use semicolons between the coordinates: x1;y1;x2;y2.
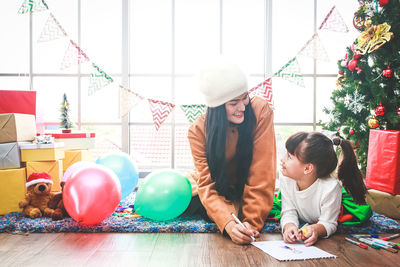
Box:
0;90;36;117
366;129;400;195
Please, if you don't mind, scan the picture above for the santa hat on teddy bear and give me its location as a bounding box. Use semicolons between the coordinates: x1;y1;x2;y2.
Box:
26;172;53;188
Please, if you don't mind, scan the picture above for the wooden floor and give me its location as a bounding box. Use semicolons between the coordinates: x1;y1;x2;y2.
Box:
0;232;399;267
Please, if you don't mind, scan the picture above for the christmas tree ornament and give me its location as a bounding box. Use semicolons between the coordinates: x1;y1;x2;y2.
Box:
338;71;344;75
348;59;358;71
354;22;394;55
341;60;348;67
349;129;355;135
382;66;393;78
397;107;400;116
379;0;389;7
60;93;73;133
368;116;379;129
375;103;386;116
353;53;362;60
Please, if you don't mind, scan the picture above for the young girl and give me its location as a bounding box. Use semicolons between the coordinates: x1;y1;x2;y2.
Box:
280;131;368;246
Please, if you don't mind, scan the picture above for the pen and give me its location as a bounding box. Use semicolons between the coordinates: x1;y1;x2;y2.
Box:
359;238;398;253
290;223;309;239
350;234;379;238
230;213;256;242
357;238;381;249
369;238;399;249
382;233;400;241
345;237;368;249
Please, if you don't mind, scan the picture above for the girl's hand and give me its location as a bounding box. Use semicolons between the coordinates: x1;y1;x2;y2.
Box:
302;224;320;246
283;223;300;243
225;221;259;245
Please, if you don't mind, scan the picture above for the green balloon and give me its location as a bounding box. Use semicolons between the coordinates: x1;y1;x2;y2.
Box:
134;170;192;221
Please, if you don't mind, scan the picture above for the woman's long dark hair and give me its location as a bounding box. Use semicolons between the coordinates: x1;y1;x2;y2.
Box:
205;100;256;202
286;132;367;205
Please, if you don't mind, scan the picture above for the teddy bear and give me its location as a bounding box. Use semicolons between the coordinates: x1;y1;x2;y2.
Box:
47;181;69;220
18;172;55;219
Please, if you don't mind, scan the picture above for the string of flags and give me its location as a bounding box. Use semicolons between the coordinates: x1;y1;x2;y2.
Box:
18;0;349;130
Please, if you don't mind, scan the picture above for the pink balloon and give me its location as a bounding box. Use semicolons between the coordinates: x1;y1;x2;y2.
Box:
63;161;97;182
63;165;121;225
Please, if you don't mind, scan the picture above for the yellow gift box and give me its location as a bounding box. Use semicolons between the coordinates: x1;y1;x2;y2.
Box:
63;150;92;172
26;160;63;192
20;142;65;162
0;168;26;215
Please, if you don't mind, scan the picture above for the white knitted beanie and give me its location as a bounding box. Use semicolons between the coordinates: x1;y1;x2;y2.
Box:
197;57;248;107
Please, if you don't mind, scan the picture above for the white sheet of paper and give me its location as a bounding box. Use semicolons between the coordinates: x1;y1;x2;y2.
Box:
252;240;336;261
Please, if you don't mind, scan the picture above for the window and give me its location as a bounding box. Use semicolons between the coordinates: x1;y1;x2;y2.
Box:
0;0;359;173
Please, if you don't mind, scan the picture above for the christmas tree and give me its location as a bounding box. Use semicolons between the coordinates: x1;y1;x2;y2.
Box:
60;93;73;132
323;0;400;171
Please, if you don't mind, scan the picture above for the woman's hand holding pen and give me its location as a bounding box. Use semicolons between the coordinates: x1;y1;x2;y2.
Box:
283;223;300;243
225;220;259;245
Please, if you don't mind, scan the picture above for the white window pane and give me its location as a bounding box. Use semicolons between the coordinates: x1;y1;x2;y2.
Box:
32;1;78;73
223;0;264;74
272;0;314;74
82;125;122;161
175;0;220;74
0;1;29;73
130;125;172;171
131;0;172;74
0;77;30;91
273;77;313;123
33;77;78;123
316;77;337;123
81;77;120;123
129;77;172;123
175;125;194;170
81;0;122;74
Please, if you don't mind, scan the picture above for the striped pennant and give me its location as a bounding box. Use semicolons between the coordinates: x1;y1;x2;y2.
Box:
274;57;305;88
88;63;114;96
248;78;274;108
181;104;206;123
148;99;175;130
319;6;348;33
60;40;90;70
18;0;48;14
38;13;67;42
298;33;329;62
119;85;144;118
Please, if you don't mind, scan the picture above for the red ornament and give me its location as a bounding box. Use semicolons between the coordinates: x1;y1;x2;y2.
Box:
375;103;386;116
397;107;400;116
368;116;379;129
349;129;355;135
383;66;393;78
348;59;358;71
379;0;389;6
338;71;344;75
353;53;361;60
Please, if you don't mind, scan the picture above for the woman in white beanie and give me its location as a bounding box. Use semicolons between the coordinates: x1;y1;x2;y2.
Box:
185;58;276;244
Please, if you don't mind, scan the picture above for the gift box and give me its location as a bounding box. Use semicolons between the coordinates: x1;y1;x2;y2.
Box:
0;168;26;215
0;142;22;169
41;132;95;150
366;189;400;219
20;142;65;162
26;160;63;192
366;129;400;195
0;90;36;116
63;150;92;172
0;113;36;144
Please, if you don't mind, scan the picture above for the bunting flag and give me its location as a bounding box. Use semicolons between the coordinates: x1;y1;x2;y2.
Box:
119;85;145;118
148;99;175;130
60;40;90;70
298;33;329;62
248;78;274;108
181;104;207;123
274;57;305;87
319;6;349;33
88;63;114;96
18;0;48;14
38;13;67;42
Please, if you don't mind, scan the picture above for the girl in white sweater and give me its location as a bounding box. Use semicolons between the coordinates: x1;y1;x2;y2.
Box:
280;132;367;246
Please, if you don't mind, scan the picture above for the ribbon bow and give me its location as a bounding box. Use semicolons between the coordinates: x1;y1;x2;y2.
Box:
354;21;394;55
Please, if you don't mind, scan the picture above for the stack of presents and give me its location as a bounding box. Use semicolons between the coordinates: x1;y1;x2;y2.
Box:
0;90;94;216
365;129;400;220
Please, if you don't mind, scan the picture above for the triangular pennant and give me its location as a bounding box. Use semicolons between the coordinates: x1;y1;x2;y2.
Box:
88;63;114;96
18;0;48;14
274;57;305;87
148;99;175;130
319;6;349;33
298;33;329;62
180;104;207;123
248;78;274;108
60;40;90;70
119;85;145;118
38;13;67;42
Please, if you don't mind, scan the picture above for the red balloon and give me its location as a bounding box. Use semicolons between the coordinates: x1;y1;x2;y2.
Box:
63;165;121;225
